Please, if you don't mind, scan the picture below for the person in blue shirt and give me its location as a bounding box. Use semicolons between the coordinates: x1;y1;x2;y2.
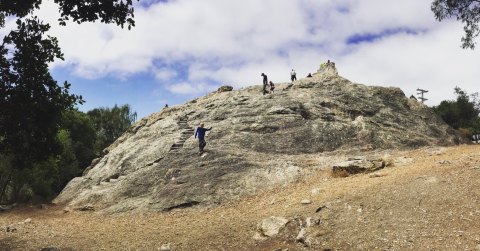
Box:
195;123;212;153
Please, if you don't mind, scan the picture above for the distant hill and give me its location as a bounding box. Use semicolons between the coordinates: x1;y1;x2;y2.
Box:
54;64;468;213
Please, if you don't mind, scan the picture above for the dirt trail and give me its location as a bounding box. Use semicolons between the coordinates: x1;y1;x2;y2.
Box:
1;145;480;250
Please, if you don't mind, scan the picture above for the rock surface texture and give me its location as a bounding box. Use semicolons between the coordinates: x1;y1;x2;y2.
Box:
54;65;468;213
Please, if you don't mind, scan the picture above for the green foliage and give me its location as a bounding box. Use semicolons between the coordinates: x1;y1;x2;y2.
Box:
0;0;136;28
29;157;59;200
88;104;137;155
55;129;80;190
433;87;480;137
55;0;137;29
0;106;136;203
0;154;14;202
431;0;480;49
0;17;81;170
60;110;96;169
0;1;138;203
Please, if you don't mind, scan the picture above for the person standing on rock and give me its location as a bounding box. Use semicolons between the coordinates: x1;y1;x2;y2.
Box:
195;123;212;153
290;69;297;82
261;73;268;95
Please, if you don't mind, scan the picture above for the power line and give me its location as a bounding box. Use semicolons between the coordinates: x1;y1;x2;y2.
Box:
417;88;429;104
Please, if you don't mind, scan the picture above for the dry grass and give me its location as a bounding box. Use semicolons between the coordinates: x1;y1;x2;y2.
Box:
1;144;480;250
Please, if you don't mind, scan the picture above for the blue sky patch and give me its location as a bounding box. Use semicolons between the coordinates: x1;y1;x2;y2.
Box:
138;0;169;8
346;28;420;45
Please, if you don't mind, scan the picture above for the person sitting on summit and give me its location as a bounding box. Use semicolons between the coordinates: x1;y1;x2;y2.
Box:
195;123;212;153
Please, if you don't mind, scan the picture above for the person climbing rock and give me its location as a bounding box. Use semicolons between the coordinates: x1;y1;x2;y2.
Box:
269;81;275;93
195;123;212;153
261;73;269;95
290;69;297;82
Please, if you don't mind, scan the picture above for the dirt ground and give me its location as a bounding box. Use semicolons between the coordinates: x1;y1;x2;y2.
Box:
1;144;480;251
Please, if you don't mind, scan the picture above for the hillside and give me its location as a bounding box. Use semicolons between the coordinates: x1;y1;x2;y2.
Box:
1;145;479;250
53;64;468;213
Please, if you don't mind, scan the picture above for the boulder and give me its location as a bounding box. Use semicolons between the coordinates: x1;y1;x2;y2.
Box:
296;228;307;242
160;243;171;251
217;85;233;92
54;63;469;213
332;159;385;175
258;216;289;237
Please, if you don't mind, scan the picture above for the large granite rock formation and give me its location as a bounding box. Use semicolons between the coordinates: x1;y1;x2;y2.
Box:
54;64;468;212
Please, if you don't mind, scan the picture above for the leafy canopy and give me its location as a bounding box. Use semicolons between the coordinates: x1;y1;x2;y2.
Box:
0;17;80;166
88;104;137;155
433;87;480;137
432;0;480;49
1;0;136;28
0;0;138;203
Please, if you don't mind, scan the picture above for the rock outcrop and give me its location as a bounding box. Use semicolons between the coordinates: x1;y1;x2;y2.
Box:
54;64;468;212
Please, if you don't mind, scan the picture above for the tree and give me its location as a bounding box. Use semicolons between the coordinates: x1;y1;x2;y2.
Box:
0;106;134;203
432;0;480;49
87;104;137;155
1;1;136;28
433;87;480;138
60;110;96;169
0;18;80;169
0;1;138;203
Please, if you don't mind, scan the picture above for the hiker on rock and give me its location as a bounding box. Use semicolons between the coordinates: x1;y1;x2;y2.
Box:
261;73;269;95
290;69;297;82
195;123;212;153
269;81;275;93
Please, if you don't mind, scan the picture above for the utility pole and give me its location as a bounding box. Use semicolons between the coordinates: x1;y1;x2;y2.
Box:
417;88;428;104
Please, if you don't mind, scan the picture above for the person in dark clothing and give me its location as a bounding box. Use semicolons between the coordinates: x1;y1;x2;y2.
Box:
261;73;268;95
269;81;275;93
195;123;212;153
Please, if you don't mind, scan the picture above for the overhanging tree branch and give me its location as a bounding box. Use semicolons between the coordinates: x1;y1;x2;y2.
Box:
432;0;480;49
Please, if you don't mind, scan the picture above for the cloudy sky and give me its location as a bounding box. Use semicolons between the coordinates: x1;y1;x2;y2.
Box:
9;0;480;119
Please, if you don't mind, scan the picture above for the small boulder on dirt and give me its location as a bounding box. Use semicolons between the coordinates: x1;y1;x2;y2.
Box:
332;158;385;176
160;243;171;251
258;216;289;237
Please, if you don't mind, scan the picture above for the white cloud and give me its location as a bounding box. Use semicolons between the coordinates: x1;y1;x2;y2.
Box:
154;68;178;81
167;82;215;95
27;0;480;105
339;20;480;105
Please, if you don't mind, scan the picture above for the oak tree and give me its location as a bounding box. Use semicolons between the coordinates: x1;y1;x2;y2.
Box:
432;0;480;49
0;0;138;202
